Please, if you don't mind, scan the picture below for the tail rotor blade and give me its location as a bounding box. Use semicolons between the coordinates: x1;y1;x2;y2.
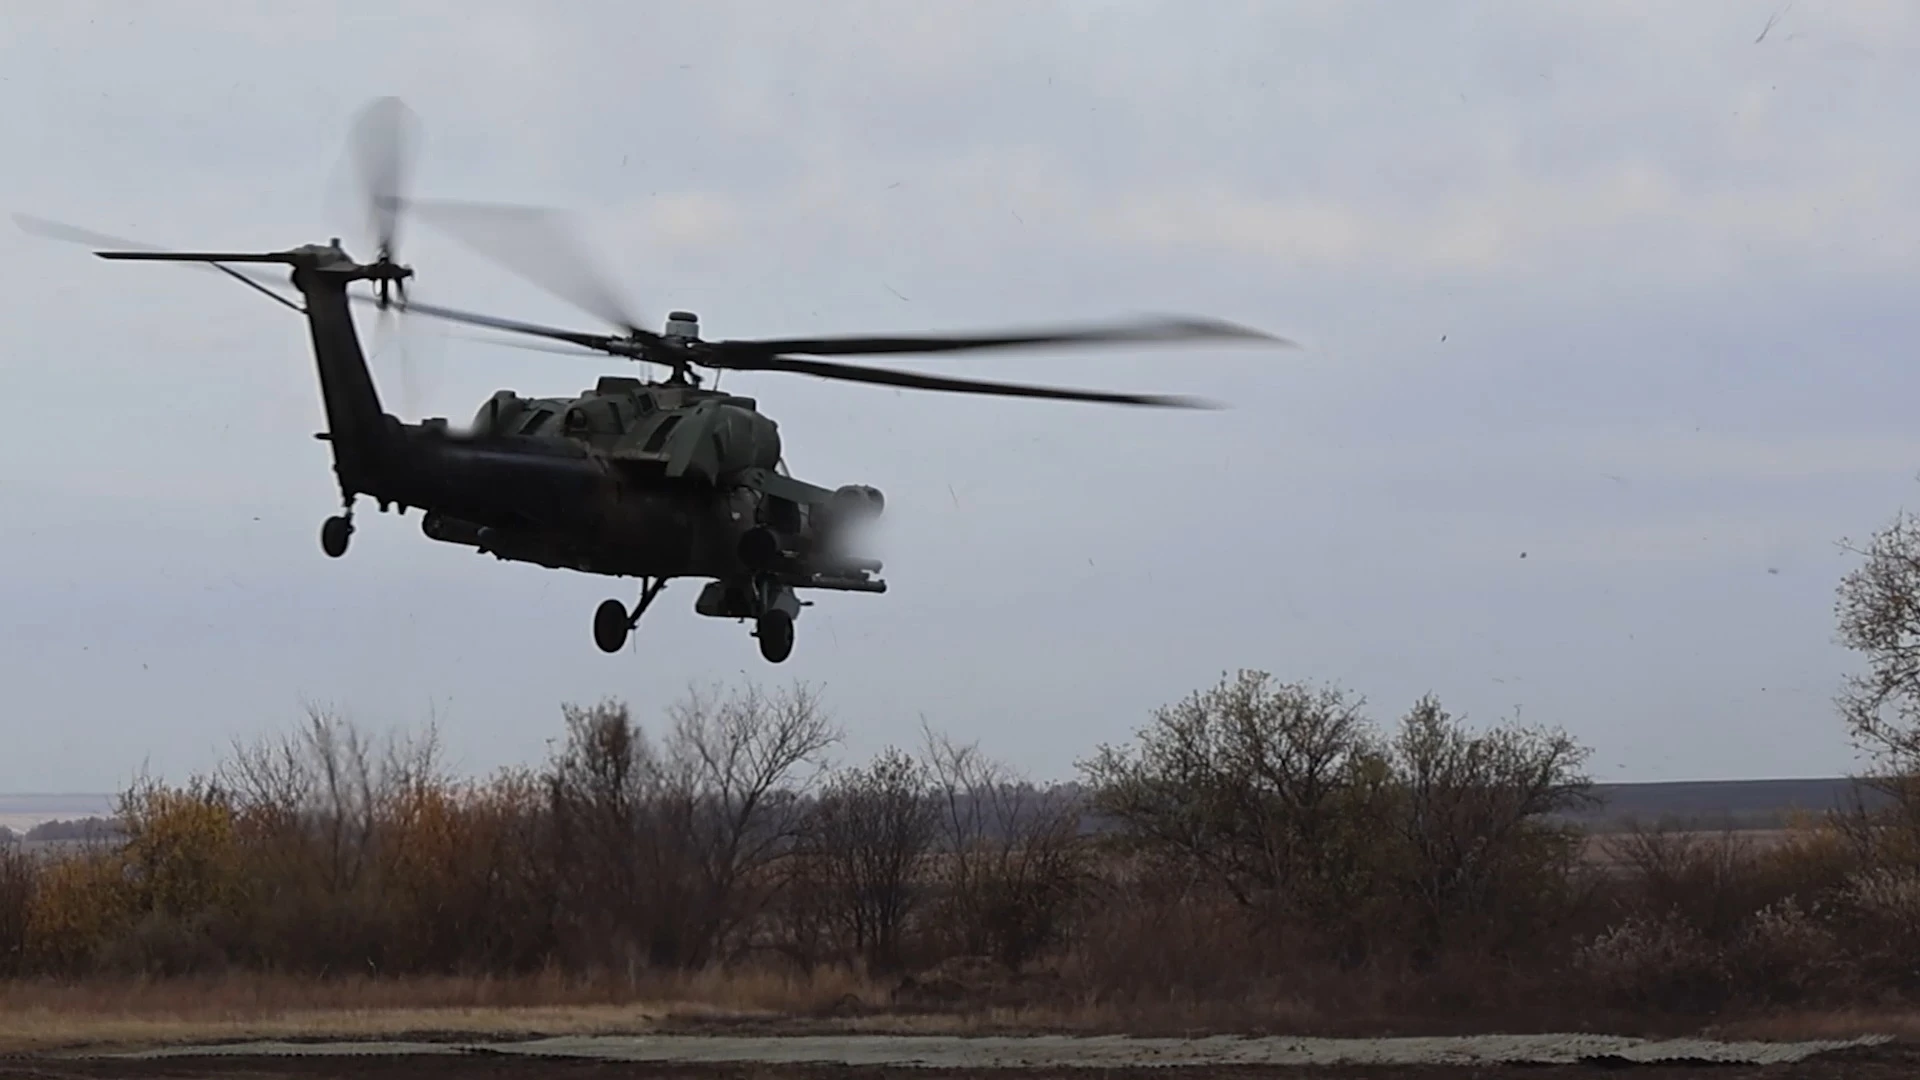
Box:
348;96;421;263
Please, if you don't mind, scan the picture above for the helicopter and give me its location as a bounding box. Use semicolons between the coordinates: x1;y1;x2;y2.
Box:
16;98;1292;664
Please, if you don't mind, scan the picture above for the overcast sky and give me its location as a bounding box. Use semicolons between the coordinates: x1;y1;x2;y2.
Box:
2;1;1916;794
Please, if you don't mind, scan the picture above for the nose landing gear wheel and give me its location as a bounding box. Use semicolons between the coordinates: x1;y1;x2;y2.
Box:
321;515;353;558
755;610;794;664
593;598;630;653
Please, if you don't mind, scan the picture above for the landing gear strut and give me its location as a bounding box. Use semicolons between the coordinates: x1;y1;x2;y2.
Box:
593;577;667;654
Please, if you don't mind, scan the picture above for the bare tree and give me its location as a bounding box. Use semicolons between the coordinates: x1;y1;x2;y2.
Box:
664;681;841;967
1837;511;1920;770
216;705;437;897
922;724;1086;969
801;746;938;972
1825;512;1920;867
544;698;686;972
1078;669;1385;921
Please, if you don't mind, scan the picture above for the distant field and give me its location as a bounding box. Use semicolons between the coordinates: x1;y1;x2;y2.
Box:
0;778;1877;842
0;793;113;835
1577;828;1795;872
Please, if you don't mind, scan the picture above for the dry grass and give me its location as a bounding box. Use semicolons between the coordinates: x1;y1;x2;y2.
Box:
9;965;1919;1055
1576;829;1794;871
0;969;893;1055
1707;1009;1920;1042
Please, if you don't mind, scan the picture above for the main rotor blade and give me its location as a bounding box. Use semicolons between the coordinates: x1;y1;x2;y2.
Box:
706;315;1292;360
371;293;638;356
14;213;302;311
445;330;614;359
349;96;420;259
404;198;658;341
721;352;1219;408
95;250;291;262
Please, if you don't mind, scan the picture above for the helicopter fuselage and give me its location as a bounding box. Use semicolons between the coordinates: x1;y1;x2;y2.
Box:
352;381;884;586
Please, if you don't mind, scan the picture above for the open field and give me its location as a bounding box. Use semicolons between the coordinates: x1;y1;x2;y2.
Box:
0;777;1877;840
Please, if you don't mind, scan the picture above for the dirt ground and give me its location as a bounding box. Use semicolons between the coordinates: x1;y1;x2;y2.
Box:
3;1043;1918;1080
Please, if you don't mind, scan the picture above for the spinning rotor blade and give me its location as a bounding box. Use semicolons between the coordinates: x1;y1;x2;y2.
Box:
706;315;1291;361
370;294;637;356
13;213;302;312
719;352;1219;408
349;96;420;262
404;198;659;341
95;250;293;262
446;330;613;359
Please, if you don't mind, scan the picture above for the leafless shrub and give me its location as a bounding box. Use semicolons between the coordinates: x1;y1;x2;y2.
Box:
1733;897;1844;1004
544;697;687;973
543;683;839;974
1826;866;1920;991
1079;672;1592;971
922;724;1088;971
1576;911;1730;1014
665;681;840;967
1078;670;1386;932
795;746;938;974
0;845;33;977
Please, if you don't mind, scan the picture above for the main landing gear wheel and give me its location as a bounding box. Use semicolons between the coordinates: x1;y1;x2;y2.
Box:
320;515;353;558
756;610;794;664
593;598;629;653
593;577;667;654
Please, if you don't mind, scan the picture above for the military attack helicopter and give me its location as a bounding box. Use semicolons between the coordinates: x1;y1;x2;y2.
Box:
17;98;1290;663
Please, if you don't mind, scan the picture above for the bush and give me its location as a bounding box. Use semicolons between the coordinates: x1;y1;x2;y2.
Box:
19;669;1920;1026
1079;671;1592;971
0;846;35;976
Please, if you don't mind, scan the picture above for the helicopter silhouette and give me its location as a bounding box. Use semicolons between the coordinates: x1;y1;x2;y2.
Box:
16;97;1292;663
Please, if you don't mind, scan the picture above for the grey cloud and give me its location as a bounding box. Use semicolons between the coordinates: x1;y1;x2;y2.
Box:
1;2;1916;792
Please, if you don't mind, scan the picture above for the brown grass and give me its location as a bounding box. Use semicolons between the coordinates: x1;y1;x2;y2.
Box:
13;969;1916;1055
0;969;893;1055
1706;1009;1920;1042
1577;829;1794;871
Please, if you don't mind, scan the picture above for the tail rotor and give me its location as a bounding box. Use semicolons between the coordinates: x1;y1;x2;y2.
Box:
349;95;420;312
346;96;426;413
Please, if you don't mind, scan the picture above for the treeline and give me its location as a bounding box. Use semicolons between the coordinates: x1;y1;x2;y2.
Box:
5;671;1920;1022
0;818;122;845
